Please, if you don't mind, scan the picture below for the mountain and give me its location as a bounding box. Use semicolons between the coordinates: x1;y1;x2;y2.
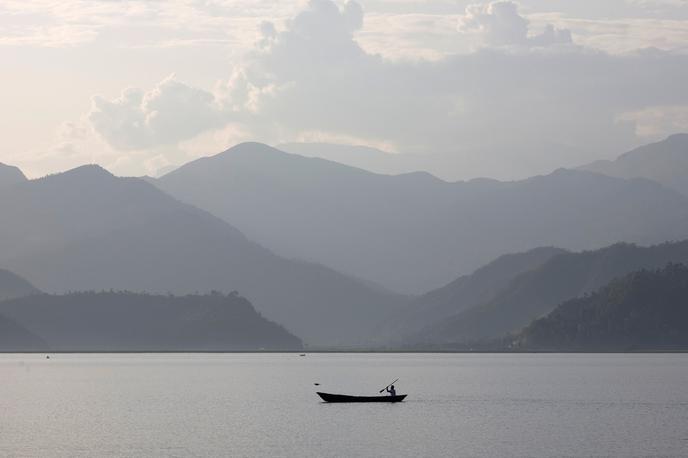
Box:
580;133;688;196
0;269;39;301
514;263;688;351
278;141;590;183
379;247;566;341
0;165;402;346
0;313;47;351
157;142;688;294
277;142;423;177
0;163;27;188
0;291;301;351
414;241;688;346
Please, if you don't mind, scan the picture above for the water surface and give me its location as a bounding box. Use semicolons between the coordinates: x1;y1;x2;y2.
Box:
2;353;687;457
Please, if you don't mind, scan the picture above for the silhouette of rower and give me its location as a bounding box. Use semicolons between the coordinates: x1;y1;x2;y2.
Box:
386;384;397;396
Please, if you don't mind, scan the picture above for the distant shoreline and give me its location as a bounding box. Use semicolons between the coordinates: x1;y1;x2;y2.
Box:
2;350;687;354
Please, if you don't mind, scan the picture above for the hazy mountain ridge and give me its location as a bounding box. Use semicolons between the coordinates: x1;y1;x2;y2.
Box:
0;313;47;351
514;263;688;351
379;247;567;341
157;141;688;294
580;133;688;196
413;241;688;346
0;291;301;351
0;165;403;346
0;268;39;301
0;162;27;188
278;141;591;182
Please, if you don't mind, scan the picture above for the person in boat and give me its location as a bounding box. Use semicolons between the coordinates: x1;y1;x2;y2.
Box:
386;384;397;396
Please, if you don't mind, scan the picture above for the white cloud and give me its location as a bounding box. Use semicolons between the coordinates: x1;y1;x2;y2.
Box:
458;1;572;48
30;0;688;179
88;75;230;151
617;105;688;138
530;13;688;54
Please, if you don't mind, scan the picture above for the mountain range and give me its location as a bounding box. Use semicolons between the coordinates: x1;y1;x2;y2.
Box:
278;140;591;183
2;133;688;350
0;166;402;346
379;246;566;341
514;263;688;351
581;133;688;197
0;291;301;351
408;241;688;347
156;141;688;294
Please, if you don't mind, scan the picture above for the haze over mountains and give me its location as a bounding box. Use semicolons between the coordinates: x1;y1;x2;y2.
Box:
157;141;688;294
0;166;401;346
0;268;39;302
2;133;688;350
408;241;688;347
379;247;566;341
581;134;688;197
278;141;591;182
0;269;45;350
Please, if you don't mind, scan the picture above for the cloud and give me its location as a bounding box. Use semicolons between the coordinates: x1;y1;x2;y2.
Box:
617;105;688;138
88;75;229;151
458;1;572;48
53;0;688;179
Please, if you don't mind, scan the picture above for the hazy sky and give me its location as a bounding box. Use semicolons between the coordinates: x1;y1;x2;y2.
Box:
2;0;688;178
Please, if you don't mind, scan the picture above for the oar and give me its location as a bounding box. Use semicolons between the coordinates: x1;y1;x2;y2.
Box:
379;378;399;393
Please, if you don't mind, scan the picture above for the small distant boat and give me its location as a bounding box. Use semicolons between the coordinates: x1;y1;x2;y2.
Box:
317;392;407;403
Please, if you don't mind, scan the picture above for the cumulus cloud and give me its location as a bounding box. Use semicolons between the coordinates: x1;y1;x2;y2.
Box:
58;0;688;179
88;75;229;151
458;1;572;48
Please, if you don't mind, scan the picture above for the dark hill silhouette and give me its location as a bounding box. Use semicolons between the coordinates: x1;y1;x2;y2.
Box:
581;133;688;196
378;247;566;341
156;142;688;294
0;313;47;351
0;291;301;351
414;241;688;346
514;263;688;351
0;165;402;346
0;162;27;188
0;268;39;301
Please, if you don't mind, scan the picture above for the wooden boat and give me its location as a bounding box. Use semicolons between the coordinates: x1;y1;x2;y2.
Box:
317;392;407;403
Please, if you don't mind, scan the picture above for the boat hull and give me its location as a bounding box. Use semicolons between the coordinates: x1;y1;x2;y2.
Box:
317;392;407;403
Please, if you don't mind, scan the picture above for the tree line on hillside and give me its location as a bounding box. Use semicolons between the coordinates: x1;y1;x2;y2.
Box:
512;263;688;351
0;291;302;352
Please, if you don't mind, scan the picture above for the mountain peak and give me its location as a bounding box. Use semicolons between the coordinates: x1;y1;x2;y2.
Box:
221;142;282;157
64;164;114;177
39;164;115;184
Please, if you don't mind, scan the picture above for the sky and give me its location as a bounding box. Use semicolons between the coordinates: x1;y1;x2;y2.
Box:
1;0;688;179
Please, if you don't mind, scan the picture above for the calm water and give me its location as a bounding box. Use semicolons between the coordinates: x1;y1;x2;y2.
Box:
2;353;687;457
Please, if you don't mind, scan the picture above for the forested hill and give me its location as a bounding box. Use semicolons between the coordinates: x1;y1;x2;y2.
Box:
414;241;688;346
514;263;688;351
0;291;302;351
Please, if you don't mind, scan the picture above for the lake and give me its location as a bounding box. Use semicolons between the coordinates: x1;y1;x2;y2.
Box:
2;353;687;457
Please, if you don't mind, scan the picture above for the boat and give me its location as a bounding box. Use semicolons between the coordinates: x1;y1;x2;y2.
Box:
317;392;407;403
